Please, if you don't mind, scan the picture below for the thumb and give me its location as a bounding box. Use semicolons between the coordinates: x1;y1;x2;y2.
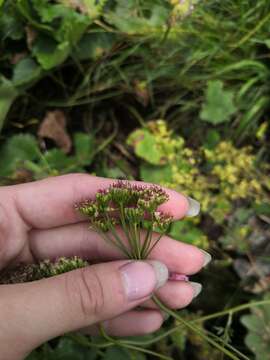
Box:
0;260;168;358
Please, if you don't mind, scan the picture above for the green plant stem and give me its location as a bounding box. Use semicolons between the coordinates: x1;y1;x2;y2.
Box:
119;203;136;256
120;299;270;348
141;226;152;258
152;295;244;360
99;324;172;360
96;228;131;259
144;232;165;259
194;299;270;323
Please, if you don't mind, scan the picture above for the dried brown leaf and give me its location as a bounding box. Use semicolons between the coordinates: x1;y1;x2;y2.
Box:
38;110;72;153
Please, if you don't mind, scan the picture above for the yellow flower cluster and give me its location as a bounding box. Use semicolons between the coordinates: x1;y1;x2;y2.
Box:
142;121;269;224
204;141;266;202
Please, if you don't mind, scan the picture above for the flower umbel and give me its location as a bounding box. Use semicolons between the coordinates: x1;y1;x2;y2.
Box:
76;181;173;259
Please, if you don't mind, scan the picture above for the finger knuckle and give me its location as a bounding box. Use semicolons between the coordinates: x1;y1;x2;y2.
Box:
75;267;105;319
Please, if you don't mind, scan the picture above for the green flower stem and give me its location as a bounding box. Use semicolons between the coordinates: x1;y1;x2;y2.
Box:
133;222;141;259
121;342;172;360
194;299;270;323
119;203;136;256
144;232;165;259
99;324;172;360
141;226;152;258
152;295;244;360
96;228;131;259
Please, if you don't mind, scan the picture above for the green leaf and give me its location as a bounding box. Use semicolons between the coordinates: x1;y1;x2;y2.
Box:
0;134;39;176
80;0;108;19
0;76;18;132
264;40;270;49
127;128;165;165
12;57;42;87
42;149;74;172
106;2;169;34
103;346;131;360
26;337;97;360
74;32;115;61
254;202;270;217
169;220;209;249
204;129;221;149
74;132;95;166
32;35;70;70
0;5;24;40
200;80;236;124
241;294;270;360
140;163;172;183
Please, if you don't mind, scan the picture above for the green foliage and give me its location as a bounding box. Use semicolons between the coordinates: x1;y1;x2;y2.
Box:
26;337;97;360
0;76;18;132
0;132;95;180
127;128;167;165
0;134;39;177
241;294;270;360
169;219;209;250
12;57;42;87
200;81;237;125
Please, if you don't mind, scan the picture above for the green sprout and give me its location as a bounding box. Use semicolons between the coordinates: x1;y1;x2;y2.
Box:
76;181;173;260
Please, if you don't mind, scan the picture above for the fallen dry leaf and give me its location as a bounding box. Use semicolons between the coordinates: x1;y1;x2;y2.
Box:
38;110;72;153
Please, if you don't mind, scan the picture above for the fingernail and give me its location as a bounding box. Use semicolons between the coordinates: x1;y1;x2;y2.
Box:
190;282;202;298
148;260;169;289
120;261;168;301
169;273;189;282
201;249;212;267
186;197;200;217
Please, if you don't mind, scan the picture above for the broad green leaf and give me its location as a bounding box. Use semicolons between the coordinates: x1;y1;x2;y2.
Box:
54;337;98;359
12;57;42;87
241;294;270;360
0;5;24;40
127;128;165;165
169;220;209;249
32;35;70;70
74;132;95;166
140;163;172;183
0;134;39;176
0;76;18;133
74;32;115;60
106;2;169;34
26;337;97;360
200;80;236;124
103;346;131;360
42;148;74;172
31;2;91;69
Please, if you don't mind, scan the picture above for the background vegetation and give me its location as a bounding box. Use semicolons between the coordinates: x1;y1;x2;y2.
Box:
0;0;270;359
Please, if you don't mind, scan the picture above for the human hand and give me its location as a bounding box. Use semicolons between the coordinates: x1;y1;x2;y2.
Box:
0;174;211;359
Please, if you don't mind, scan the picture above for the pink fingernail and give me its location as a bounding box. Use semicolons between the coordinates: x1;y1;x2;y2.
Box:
169;273;189;281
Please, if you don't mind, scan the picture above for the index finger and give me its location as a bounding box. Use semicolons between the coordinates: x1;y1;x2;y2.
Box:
6;174;195;229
